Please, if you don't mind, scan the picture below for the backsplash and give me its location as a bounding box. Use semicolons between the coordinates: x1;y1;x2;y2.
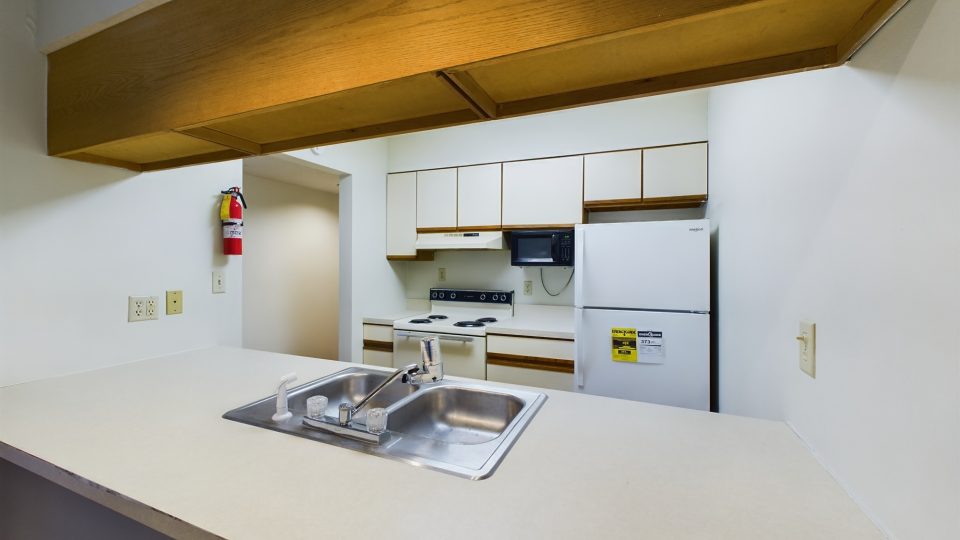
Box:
402;250;575;306
401;208;706;307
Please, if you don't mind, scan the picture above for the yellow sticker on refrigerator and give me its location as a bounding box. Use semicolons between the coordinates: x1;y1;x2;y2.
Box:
611;327;638;362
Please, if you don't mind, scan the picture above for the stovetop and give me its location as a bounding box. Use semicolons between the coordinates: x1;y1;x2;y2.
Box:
394;288;515;337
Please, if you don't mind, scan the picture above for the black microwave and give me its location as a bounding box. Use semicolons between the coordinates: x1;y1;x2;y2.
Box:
509;229;574;267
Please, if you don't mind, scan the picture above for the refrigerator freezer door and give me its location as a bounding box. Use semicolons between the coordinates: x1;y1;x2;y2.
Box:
574;220;710;312
575;308;709;410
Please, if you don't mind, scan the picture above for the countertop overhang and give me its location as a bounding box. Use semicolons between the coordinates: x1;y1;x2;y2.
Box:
0;347;880;539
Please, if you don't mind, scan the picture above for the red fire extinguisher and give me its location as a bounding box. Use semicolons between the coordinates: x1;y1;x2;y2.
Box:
220;187;247;255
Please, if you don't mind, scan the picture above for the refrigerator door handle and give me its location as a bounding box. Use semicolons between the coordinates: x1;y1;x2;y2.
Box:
574;308;585;388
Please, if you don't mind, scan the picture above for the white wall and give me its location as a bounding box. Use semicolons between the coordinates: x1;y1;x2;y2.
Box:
288;142;407;363
404;251;576;305
242;174;339;359
387;91;708;304
707;0;959;538
0;0;242;387
34;0;170;52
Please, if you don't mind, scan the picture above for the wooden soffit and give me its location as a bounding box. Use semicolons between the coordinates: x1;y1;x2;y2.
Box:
48;0;909;171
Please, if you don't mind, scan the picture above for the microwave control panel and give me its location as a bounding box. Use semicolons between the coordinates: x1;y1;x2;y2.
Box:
558;232;574;264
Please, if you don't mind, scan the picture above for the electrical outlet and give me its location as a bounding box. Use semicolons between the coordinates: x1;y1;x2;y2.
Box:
438;268;447;282
212;271;226;294
523;280;533;295
144;296;160;320
128;296;158;322
166;290;183;315
797;321;816;378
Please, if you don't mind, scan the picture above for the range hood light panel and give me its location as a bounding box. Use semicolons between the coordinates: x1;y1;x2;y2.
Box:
414;231;506;250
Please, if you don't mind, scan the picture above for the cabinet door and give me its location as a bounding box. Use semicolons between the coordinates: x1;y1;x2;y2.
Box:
584;150;642;203
487;364;573;391
416;168;457;231
457;164;501;229
386;172;417;258
642;143;708;200
502;156;583;227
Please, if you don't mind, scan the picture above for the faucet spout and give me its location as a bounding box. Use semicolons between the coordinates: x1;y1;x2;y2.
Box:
338;337;446;426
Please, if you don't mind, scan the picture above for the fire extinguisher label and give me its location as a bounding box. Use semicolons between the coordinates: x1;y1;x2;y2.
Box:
223;221;243;239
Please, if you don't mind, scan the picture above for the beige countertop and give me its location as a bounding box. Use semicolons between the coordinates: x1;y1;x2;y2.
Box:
0;347;880;540
362;309;429;326
487;304;575;339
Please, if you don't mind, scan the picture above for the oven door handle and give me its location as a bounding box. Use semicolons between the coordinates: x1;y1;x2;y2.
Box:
395;331;475;343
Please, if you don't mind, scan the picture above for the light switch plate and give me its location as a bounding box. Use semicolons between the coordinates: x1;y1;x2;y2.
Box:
166;290;183;315
438;268;447;282
212;271;226;294
798;321;816;378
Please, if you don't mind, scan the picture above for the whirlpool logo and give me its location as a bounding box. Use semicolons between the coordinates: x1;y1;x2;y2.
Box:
689;227;704;232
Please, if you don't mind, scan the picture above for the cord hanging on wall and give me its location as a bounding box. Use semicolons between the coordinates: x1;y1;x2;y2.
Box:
541;267;574;297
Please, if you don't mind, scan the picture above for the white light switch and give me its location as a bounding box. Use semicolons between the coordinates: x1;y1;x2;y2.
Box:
212;271;226;294
797;321;816;378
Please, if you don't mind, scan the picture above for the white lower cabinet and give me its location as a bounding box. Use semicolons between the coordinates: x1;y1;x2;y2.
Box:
487;364;573;391
485;334;574;391
362;349;393;368
362;324;394;367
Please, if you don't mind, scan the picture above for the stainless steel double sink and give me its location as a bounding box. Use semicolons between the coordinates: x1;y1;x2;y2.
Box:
223;366;547;480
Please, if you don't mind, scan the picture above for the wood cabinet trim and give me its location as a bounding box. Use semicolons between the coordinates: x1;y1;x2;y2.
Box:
387;251;435;261
486;352;575;374
363;339;394;353
416;227;459;233
487;332;574;342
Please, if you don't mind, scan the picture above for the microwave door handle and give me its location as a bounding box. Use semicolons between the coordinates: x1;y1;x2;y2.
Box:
551;233;560;260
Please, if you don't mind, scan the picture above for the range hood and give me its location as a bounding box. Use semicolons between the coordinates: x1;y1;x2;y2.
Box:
415;231;505;251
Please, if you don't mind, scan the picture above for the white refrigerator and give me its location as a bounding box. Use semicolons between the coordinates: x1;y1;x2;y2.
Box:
574;220;710;410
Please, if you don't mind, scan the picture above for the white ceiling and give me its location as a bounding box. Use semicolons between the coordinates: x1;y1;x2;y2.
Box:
243;154;341;194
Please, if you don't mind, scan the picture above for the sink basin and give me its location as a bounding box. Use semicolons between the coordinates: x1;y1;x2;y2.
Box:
223;366;546;480
389;386;524;444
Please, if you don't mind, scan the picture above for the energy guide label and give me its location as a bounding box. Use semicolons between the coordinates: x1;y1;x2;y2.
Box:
611;327;638;362
637;331;664;356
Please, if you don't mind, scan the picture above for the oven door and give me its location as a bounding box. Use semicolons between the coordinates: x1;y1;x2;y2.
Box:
393;330;486;380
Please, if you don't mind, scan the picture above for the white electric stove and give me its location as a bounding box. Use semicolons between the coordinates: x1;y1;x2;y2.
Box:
393;288;515;380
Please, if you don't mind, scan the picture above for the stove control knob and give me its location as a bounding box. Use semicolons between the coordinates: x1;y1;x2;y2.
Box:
480;294;486;301
439;292;445;299
431;292;437;299
493;294;500;301
450;293;456;300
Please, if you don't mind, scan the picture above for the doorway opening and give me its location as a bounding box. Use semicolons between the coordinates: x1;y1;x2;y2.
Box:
241;154;341;359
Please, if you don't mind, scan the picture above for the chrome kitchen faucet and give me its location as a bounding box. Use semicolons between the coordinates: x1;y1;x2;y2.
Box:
335;336;444;429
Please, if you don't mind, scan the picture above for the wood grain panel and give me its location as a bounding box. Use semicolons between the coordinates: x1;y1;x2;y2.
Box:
49;0;757;155
47;0;901;170
74;132;229;164
362;339;394;353
466;0;871;104
487;353;575;374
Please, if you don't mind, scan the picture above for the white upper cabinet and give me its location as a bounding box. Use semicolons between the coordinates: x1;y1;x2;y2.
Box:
416;168;457;230
642;143;708;199
584;150;642;202
386;172;417;258
457;164;501;229
502;156;583;227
